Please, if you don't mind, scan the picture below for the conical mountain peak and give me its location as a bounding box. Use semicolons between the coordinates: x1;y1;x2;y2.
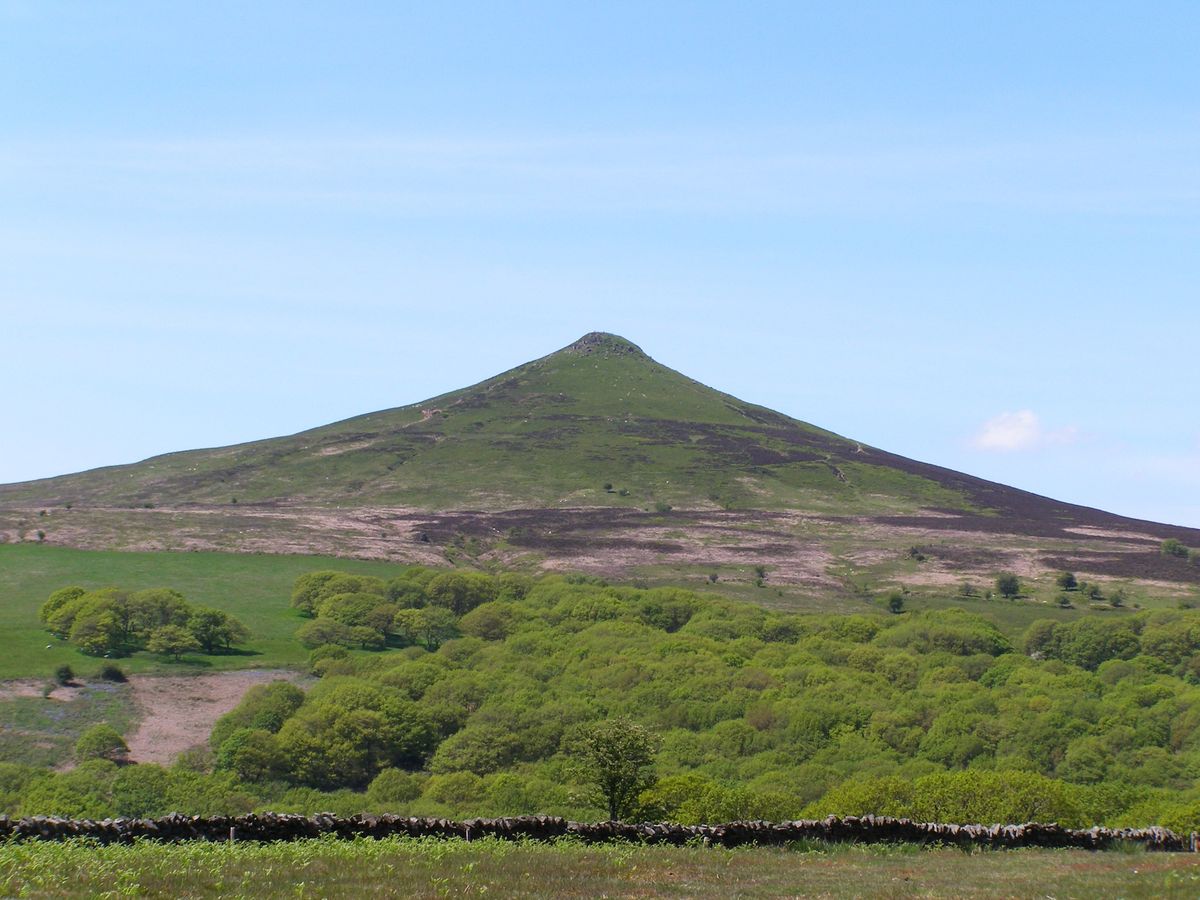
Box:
562;332;647;357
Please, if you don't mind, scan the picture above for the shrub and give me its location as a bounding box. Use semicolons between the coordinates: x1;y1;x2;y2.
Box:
367;768;424;806
99;663;127;682
1023;617;1141;670
996;573;1021;598
429;725;523;775
210;681;306;750
307;643;349;674
1055;572;1078;591
295;617;356;649
53;664;74;686
1162;539;1189;559
216;728;287;782
422;771;486;809
17;760;120;818
275;681;438;790
74;724;128;763
112;764;171;818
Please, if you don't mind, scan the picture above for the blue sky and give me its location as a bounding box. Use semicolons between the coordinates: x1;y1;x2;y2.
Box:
2;1;1197;525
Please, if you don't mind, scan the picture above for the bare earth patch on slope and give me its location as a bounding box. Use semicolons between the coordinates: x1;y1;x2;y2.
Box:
124;670;306;766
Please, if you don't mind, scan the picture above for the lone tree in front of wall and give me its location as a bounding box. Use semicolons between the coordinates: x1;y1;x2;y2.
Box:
568;717;660;821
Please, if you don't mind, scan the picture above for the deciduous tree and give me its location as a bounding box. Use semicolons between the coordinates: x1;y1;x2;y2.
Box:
568;717;659;821
146;625;201;661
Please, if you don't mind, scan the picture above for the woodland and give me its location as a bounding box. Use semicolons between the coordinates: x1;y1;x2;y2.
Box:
10;566;1200;834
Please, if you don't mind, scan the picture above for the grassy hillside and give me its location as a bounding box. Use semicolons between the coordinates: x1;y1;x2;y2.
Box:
0;333;976;513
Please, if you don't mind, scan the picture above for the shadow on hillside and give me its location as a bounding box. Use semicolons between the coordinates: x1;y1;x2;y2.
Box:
210;647;262;658
165;657;213;668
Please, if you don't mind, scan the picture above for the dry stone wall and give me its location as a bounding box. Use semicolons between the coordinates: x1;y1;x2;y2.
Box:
1;814;1196;852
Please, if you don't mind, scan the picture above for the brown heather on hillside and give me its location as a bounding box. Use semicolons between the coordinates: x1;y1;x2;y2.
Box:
2;333;1197;606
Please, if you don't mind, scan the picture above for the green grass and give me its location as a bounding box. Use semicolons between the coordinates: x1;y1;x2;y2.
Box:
0;836;1196;898
0;682;136;767
0;544;410;680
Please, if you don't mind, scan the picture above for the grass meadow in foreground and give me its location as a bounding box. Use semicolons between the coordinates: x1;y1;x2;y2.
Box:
1;837;1199;899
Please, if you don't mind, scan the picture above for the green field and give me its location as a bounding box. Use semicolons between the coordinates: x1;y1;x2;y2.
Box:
0;837;1197;899
0;544;408;680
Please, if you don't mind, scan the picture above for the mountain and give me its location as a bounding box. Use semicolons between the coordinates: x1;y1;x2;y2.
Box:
2;332;1197;600
0;332;959;513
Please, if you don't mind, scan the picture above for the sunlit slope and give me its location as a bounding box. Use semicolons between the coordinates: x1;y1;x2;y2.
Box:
0;333;974;513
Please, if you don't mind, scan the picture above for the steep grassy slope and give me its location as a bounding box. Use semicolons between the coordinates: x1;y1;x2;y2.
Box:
0;333;971;514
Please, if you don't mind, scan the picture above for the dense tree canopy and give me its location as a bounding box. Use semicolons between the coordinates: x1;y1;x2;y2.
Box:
16;567;1200;831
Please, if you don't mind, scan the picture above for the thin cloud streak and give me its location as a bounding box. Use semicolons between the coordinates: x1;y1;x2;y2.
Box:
2;128;1198;218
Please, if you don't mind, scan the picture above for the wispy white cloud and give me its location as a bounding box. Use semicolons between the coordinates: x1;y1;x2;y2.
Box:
970;410;1078;452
